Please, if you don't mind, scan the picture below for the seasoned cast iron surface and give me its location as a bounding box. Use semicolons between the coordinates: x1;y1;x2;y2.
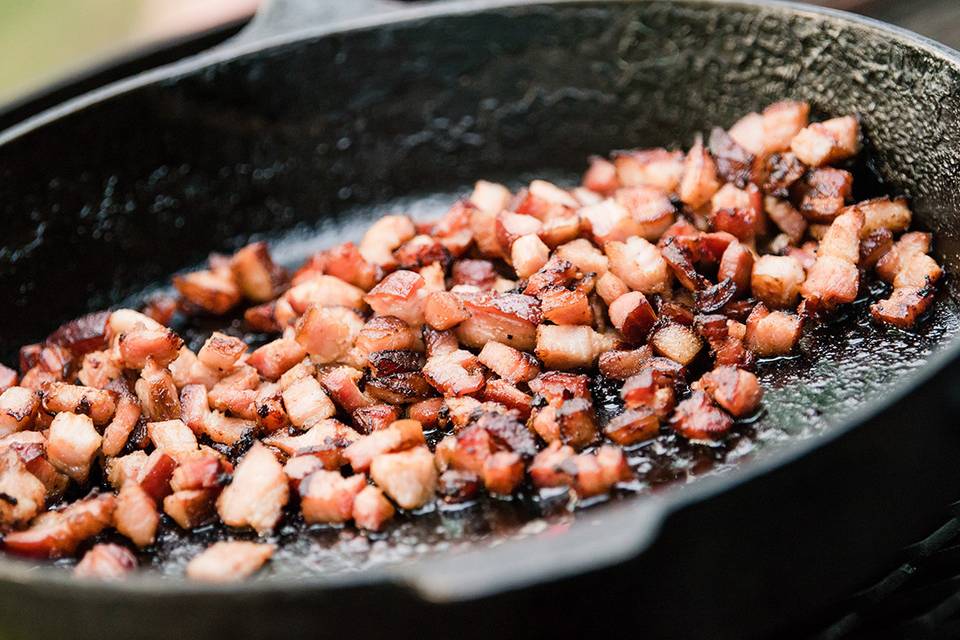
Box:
0;0;959;581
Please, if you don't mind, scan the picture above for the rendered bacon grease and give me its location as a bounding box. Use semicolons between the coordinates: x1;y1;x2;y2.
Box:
0;101;943;580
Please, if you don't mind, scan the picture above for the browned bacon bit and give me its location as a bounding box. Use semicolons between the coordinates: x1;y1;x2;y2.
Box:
135;359;181;422
0;448;46;527
47;413;102;483
764;196;807;243
365;372;434;405
197;332;246;373
216;443;288;535
605;407;660;445
424;291;471;330
571;446;633;497
859;228;894;271
613;149;685;193
41;381;117;425
801;255;859;310
74;544;137;579
744;303;803;357
710;126;755;188
352;485;395;531
529;441;577;489
343;419;424;473
46;310;111;359
535;325;609;370
4;492;115;559
698;366;763;418
792;167;853;223
115;482;160;548
367;350;425;378
186;541;275;583
173;269;242;315
0;387;39;437
583;156;620;194
598;346;653;380
790;115;860;167
137;450;177;503
352;404;401;434
230;242;288;303
317;366;372;414
477;342;540;384
876;231;932;283
870;287;936;329
370;446;437;510
247;337;307;381
608;292;658;344
120;325;187;370
751;255;805;309
300;471;366;524
717;240;754;296
422;348;485;398
482;451;525;495
670;391;734;441
679;133;721;209
649;323;703;366
456;292;541;352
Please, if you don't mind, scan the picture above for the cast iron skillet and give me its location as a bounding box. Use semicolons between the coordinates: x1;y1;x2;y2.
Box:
2;1;960;638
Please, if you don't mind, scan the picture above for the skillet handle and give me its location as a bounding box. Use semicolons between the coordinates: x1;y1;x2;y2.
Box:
230;0;420;46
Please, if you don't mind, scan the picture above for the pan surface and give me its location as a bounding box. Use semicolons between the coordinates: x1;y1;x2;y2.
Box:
1;1;960;638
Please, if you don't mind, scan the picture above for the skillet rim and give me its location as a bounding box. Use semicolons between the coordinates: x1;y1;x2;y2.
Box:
0;0;959;600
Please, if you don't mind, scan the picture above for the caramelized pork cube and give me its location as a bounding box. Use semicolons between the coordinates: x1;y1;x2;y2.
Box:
317;366;373;414
136;450;178;503
74;544;137;580
801;256;860;309
355;316;423;359
859;228;894;271
614;185;676;240
790;115;859;167
424;291;471;330
364;270;428;326
246;337;308;382
173;269;241;315
744;303;803;357
760;100;810;153
352;404;401;434
854;196;912;236
608;291;657;344
699;366;763;418
3;492;115;559
535;325;607;370
456;292;541;352
649;323;703;366
41;381;116;425
197;332;246;373
540;286;593;326
285;274;367;313
555;238;609;275
529;441;576;489
583;156;620;194
870;287;937;329
294;305;363;364
299;471;366;524
751;255;805;309
352;485;396;531
876;231;933;283
186;541;275;583
530;397;598;450
512;233;551;279
342;419;424;472
893;253;943;289
422;349;485;397
606;237;672;295
230;241;287;302
670;391;734;441
579;199;639;246
793;167;853;223
0;448;46;527
359;214;416;267
679;133;721;208
118;325;184;369
604;408;660;445
46;412;101;483
817;207;863;264
572;445;633;497
216;443;289;535
115;483;160;548
135;359;181;421
320;241;378;290
281;375;336;428
0;387;39;437
764;196;807;243
369;446;437;510
709;126;755;187
163;488;218;529
598;346;653;380
481;451;525;496
476;342;540;384
613;148;685;192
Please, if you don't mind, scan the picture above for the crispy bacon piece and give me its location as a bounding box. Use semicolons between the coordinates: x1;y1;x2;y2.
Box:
744;303;803;357
74;544;137;579
318;242;378;291
710;126;754;187
876;231;932;283
818;207;863;264
699;366;763;418
352;485;395;531
679;133;722;209
294;305;363;364
482;379;533;420
230;242;288;302
365;372;434;405
367;350;425;378
317;366;373;414
422;350;485;397
364;270;428;326
173;269;241;315
598;346;653;380
727;111;765;156
285;274;367;314
455;292;541;352
535;325;609;370
136;450;177;503
77;350;121;389
614;185;676;240
570;445;633;497
40;381;116;425
594;272;630;307
760;100;810;153
247;337;307;381
540;286;593;326
163;488;218;529
751;255;805;309
197;332;246;373
299;471;367;524
605;407;660;445
606;237;673;295
481;451;524;496
369;446;437;510
649;323;703;366
264;419;357;469
186;541;275;583
608;291;657;344
216;443;288;535
359;214;416;267
477;342;540;384
859;228;894;271
496;211;543;254
764;196;807;243
529;441;576;489
281;375;335;428
801;256;860;309
0;448;46;527
46;412;101;483
3;492;115;559
407;397;445;430
790;115;859;167
102;388;142;457
579;199;638;246
530;396;598;450
793;167;853;223
115;482;160;548
148;419;199;460
583;156;620;194
0;387;39;437
117;324;183;370
512;234;552;279
424;291;471;330
105;452;147;490
135;359;181;421
394;235;451;271
870;287;937;329
342;419;424;472
355;316;422;360
762;152;807;197
253;383;289;433
353;404;401;434
670;391;734;441
613;149;684;192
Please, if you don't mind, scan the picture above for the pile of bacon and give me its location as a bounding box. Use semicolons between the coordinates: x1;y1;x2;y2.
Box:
0;100;942;582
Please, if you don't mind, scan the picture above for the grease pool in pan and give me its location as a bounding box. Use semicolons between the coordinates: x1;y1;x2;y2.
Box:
44;183;959;578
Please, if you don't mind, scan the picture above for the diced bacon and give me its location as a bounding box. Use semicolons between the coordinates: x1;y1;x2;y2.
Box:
77;350;122;389
436;467;481;503
40;381;116;425
850;196;912;237
606;237;673;295
679;133;722;208
3;492;115;559
253;383;289;433
343;419;424;473
407;397;445;430
575;446;633;497
285;274;367;313
496;211;543;254
108;309;164;339
608;291;657;344
135;359;181;421
299;471;366;524
359;214;416;267
354;316;422;360
893;253;943;289
450;260;496;290
319;241;378;290
264;419;357;469
393;235;452;271
511;234;551;278
598;346;653;380
136;450;177;503
468;209;503;259
764;196;807;243
105;452;148;491
477;342;540;384
482;379;533;419
455;292;541;352
74;544;137;579
539;214;583;248
530;397;598;450
876;231;932;283
0;387;39;437
216;443;288;535
744;303;803;357
481;451;524;495
247;338;307;381
709;127;755;187
751;255;805;309
171;452;227;492
179;384;210;434
613;186;676;240
19;366;56;392
102;388;142;457
757;100;810;154
163;488;218;529
579;198;639;245
173;269;241;315
114;483;159;548
141;295;178;327
552;239;606;276
762;152;807;197
351;485;395;531
281;375;335;428
699;366;763;418
605;407;659;445
197;332;246;373
147;419;198;460
470;180;512;214
818;207;863;264
369;446;437;510
613;148;685;192
793;168;853;223
283;455;325;491
45;310;110;360
201;411;255;446
790;115;859;167
186;541;275;582
860;228;894;271
649;323;703;366
317;366;373;414
514;179;579;219
523;257;579;297
871;287;936;329
117;324;183;370
367;349;426;379
46;412;101;483
801;255;860;309
293;305;363;365
540;286;593;326
168;348;220;390
529;441;576;489
432;200;475;257
422;350;485;397
583;156;620;194
670;391;734;441
424;291;470;331
423;327;459;358
728;111;765;156
595;271;630;307
364;270;428;326
0;448;46;527
535;325;606;370
716;239;754;297
0;364;18;394
230;241;287;303
352;404;401;434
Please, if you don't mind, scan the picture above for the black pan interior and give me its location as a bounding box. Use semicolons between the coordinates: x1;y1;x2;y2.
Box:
2;0;960;579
